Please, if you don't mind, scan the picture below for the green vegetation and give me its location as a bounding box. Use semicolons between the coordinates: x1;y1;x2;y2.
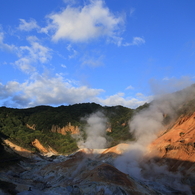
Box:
1;93;195;155
0;103;136;154
104;105;134;146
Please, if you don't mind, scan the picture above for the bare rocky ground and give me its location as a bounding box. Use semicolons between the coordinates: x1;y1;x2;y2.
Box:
0;141;194;195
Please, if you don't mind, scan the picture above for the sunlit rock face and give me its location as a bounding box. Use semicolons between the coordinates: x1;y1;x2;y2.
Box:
2;139;32;158
146;112;195;194
51;123;80;135
31;139;58;156
149;112;195;162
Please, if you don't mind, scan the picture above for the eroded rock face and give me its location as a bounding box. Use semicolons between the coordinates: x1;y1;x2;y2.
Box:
149;112;195;162
32;139;48;153
51;122;80;135
31;139;58;156
3;139;33;158
145;112;195;193
26;124;36;130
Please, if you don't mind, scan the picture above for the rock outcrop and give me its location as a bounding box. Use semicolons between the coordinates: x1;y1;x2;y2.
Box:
31;139;58;156
51;122;80;135
2;139;32;158
26;124;36;130
149;112;195;163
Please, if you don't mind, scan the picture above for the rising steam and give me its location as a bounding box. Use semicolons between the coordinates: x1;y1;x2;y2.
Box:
78;111;108;149
114;83;195;194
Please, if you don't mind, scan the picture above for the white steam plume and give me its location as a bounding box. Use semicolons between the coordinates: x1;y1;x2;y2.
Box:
78;111;108;149
129;83;195;147
114;83;195;194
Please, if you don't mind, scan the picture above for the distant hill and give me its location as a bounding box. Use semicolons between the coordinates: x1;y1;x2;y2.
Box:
0;102;135;155
1;84;195;157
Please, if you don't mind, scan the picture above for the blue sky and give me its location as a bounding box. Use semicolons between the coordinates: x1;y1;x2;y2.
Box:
0;0;195;108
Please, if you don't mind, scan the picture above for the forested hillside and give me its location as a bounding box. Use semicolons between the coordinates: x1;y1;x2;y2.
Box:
0;103;135;154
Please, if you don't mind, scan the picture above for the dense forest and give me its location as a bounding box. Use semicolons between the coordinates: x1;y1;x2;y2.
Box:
0;102;147;154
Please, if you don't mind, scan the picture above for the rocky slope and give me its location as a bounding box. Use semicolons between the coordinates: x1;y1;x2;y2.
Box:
1;134;194;195
149;112;195;162
0;145;160;195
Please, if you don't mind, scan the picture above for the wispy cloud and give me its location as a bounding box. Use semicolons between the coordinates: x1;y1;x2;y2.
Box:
126;85;134;90
123;37;145;46
81;54;104;68
66;44;77;58
14;36;52;73
130;7;135;16
42;0;124;44
18;19;39;32
0;32;17;52
14;58;36;73
63;0;77;5
61;64;67;68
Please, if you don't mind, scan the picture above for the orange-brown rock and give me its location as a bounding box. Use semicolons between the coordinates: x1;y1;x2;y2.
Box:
32;139;49;153
31;139;58;155
51;122;80;135
99;143;130;159
149;112;195;163
106;127;112;132
26;124;36;130
3;139;32;158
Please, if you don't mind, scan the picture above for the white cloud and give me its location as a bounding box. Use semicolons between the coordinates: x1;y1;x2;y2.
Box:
63;0;76;5
0;81;20;99
0;74;104;108
126;85;134;90
130;8;135;16
61;64;67;68
136;93;144;97
123;37;145;46
14;58;36;73
0;32;17;52
132;37;145;45
14;36;52;73
162;77;169;81
81;54;104;67
0;32;52;73
18;19;39;31
42;0;124;43
94;93;152;108
0;73;151;108
66;44;77;58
